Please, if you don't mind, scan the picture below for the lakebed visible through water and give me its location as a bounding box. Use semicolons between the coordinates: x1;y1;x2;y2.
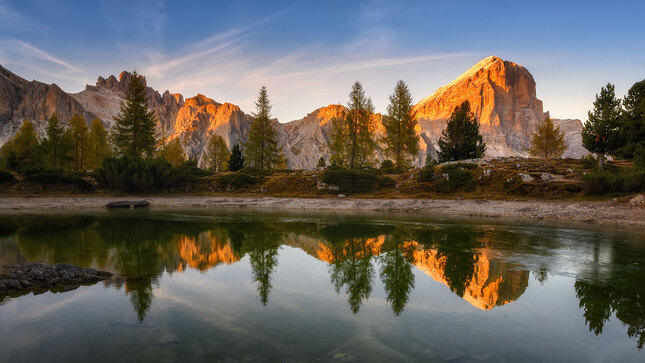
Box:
0;209;644;362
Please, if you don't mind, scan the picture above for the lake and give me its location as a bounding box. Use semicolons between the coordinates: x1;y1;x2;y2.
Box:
0;209;644;362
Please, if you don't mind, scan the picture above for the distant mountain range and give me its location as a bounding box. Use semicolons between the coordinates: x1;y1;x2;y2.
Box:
0;56;587;169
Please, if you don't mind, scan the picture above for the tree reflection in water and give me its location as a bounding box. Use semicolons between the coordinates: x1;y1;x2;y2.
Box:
2;212;645;349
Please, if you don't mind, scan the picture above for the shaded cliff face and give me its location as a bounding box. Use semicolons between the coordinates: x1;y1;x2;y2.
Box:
0;65;97;145
413;56;545;157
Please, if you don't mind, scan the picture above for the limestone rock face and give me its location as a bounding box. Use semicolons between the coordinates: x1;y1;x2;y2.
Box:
0;65;96;145
551;118;588;158
413;56;545;158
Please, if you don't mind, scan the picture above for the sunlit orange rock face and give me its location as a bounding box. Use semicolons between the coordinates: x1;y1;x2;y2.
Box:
177;232;240;272
413;56;545;157
411;244;529;310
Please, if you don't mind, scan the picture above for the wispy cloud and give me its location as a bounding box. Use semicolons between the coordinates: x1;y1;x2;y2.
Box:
0;0;47;32
2;39;81;72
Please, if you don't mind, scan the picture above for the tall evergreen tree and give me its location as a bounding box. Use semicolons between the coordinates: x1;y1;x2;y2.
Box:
245;86;282;171
529;117;567;158
616;80;645;159
437;101;486;162
111;71;157;158
383;80;419;169
68;114;89;172
12;120;41;170
87;118;110;170
328;82;376;168
228;143;245;171
582;83;621;169
44;113;67;169
204;134;230;171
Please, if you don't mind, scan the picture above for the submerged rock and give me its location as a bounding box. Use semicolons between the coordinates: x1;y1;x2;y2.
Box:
106;200;151;208
0;263;113;297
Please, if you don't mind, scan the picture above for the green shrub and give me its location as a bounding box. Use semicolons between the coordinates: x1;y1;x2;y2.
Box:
169;164;214;185
440;162;478;172
0;170;16;183
433;168;475;193
582;169;645;195
418;165;435;182
217;173;261;189
321;169;394;194
97;156;172;193
380;159;395;171
25;172;92;191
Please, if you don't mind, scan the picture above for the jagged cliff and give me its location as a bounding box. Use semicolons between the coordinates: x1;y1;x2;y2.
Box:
0;56;587;168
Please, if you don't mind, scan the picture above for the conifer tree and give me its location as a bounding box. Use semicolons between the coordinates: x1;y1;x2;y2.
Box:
437;101;486;162
615;80;645;159
228;144;244;171
582;83;621;169
383;80;419;169
12;120;41;170
111;71;157;158
69;114;89;172
162;138;185;167
87;118;110;169
317;156;326;169
529;117;567;158
204;134;230;171
245;86;282;171
328;82;375;168
44;113;67;169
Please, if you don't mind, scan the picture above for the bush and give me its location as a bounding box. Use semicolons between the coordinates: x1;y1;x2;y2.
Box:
169;164;214;185
97;156;172;193
0;170;16;183
321;169;394;194
433;167;475;193
217;173;261;189
380;159;395;171
418;165;435;182
582;169;645;195
25;172;93;191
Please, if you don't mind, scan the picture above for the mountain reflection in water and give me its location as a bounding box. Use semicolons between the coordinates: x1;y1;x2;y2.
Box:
0;211;644;349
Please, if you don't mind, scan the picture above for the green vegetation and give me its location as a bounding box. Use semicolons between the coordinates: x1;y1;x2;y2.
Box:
329;82;376;168
582;83;622;169
320;169;394;194
615;80;645;159
25;172;93;191
228;144;245;171
216;173;261;189
97;156;172;192
529;117;567;158
581;168;645;195
245;86;284;171
437;101;486;162
160;138;186;167
432;163;477;193
0;170;16;183
382;80;419;170
204;134;230;171
87;118;111;170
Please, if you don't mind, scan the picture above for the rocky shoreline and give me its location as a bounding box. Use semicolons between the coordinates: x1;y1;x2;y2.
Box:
0;195;644;229
0;263;113;299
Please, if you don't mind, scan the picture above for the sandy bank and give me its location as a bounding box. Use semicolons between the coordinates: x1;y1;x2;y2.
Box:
0;196;644;229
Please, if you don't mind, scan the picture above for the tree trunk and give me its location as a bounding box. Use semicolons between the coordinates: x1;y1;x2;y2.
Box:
598;153;605;170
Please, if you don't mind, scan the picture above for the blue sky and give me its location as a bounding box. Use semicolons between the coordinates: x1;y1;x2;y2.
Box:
1;0;644;122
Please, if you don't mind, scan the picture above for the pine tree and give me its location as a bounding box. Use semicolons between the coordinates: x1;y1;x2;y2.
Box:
328;82;376;168
44;113;67;169
616;80;645;159
383;80;419;169
245;86;282;171
162;138;185;167
12;120;41;170
68;114;89;172
582;83;621;169
437;101;486;162
111;71;157;158
317;156;326;169
204;134;230;171
228;143;244;171
529;117;567;158
87;118;110;170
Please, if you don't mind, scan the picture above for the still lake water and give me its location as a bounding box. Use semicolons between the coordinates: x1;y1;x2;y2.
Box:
0;209;644;362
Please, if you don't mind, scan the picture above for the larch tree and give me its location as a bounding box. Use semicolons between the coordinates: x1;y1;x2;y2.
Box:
245;86;282;171
582;83;622;169
204;134;230;171
12;120;41;170
437;101;486;162
87;118;110;169
111;71;158;158
529;117;567;158
328;82;376;168
68;114;89;172
162;138;185;167
383;80;419;170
